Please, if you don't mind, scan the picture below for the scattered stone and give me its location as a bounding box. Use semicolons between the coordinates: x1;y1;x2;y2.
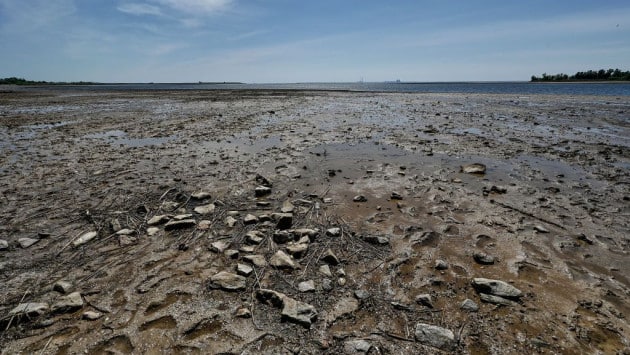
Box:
286;241;309;258
472;278;523;298
322;278;333;291
245;231;264;244
236;263;253;277
490;185;508;194
337;277;347;286
354;290;370;300
52;292;84;314
255;174;272;188
391;191;403;200
191;191;211;200
224;249;240;259
73;231;98;247
353;195;367;202
0;239;8;250
416;294;433;308
243;214;259;225
256;289;317;327
272;213;293;230
235;306;252;318
479;293;519;306
147;227;160;236
292;228;319;239
147;215;170;226
326;297;359;324
240;245;256;253
326;227;341;237
164;219;196;231
209;271;247;291
83;311;102;320
362;235;390;245
415;323;455;351
194;203;215;215
210;240;229;253
9;303;49;317
173;214;193;220
273;230;293;243
53;281;73;294
255;186;272;197
270;250;299;269
227;210;240;217
460;298;479;312
243;254;267;267
344;339;372;354
473;252;496;265
116;228;135;235
18;237;39;248
435;259;449;270
534;225;550;233
298;280;316;292
118;234;137;246
319;265;333;277
224;216;238;227
323;197;333;203
321;249;340;265
461;163;487;174
281;200;295;213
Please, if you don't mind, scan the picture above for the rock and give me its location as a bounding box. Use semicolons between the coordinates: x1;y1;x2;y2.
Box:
235;306;252;318
472;278;523;298
255;174;272;187
286;241;309;258
326;227;341;237
473;252;496;265
534;225;550;233
227;210;240;217
198;220;212;230
281;296;317;327
224;216;238;227
256;289;286;307
245;231;264;244
325;297;359;324
344;339;372;354
298;280;316;292
224;249;240;259
353;195;367;202
415;323;455;350
194;203;215;215
209;271;247;291
191;191;211;200
9;303;49;317
323;197;333;203
116;228;135;235
118;234;137;246
321;249;340;265
478;293;519;306
243;254;267;267
391;191;403;200
319;265;333;277
255;186;272;197
292;228;319;239
461;163;486;174
147;215;170;225
273;230;293;243
243;214;259;225
236;263;253;276
73;231;98;247
337;277;347;286
270;250;299;269
272;213;293;230
490;185;507;194
18;237;39;248
362;235;389;245
164;219;196;231
416;294;433;308
460;298;479;312
281;200;295;213
52;292;84;314
354;290;370;300
83;311;102;320
210;240;229;253
147;227;160;236
435;259;449;270
53;281;73;294
0;239;8;250
322;278;333;291
240;245;256;253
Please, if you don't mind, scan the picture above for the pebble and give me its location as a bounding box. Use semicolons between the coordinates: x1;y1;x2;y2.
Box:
245;231;264;244
243;214;259;225
460;163;487;174
534;225;550;233
0;239;8;250
235;306;252;318
362;235;389;245
209;271;247;291
344;339;372;354
326;227;341;237
391;191;403;200
473;252;496;265
325;297;358;324
224;249;240;259
52;292;84;314
472;278;523;298
224;216;238;228
416;294;433;308
270;250;299;269
255;186;272;197
273;230;292;243
321;249;340;265
146;227;160;236
147;215;169;225
286;241;309;258
164;219;196;231
72;231;98;247
298;280;316;292
193;203;215;215
322;278;333;291
281;200;295;213
415;323;456;350
354;290;370;300
353;195;367;202
460;298;479;312
272;213;293;230
236;263;253;276
53;280;73;294
191;191;211;200
435;259;449;270
83;311;102;320
256;289;317;327
242;254;267;267
10;303;49;317
319;264;333;277
210;240;229;253
18;237;39;248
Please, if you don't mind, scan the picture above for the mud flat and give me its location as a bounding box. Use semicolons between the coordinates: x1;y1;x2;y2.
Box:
0;87;629;354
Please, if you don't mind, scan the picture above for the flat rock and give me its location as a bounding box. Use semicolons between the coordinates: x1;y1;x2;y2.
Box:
194;203;216;215
115;228;135;235
147;227;160;236
236;263;253;276
292;228;319;239
52;292;84;314
235;307;252;318
435;259;449;270
53;280;73;294
210;240;229;253
354;290;370;300
243;254;267;267
83;311;102;320
73;231;98;247
319;264;333;277
243;214;259;224
325;297;359;324
344;339;372;354
191;191;211;200
173;214;193;220
273;230;293;243
298;280;316;292
209;271;247;291
479;293;519;306
461;163;487;174
460;298;479;312
326;227;341;237
224;216;238;227
414;323;455;350
281;200;295;213
255;186;272;197
164;219;196;231
362;235;389;245
473;252;496;265
270;250;299;269
10;303;49;317
0;239;8;250
321;249;340;265
353;195;367;202
245;231;264;244
18;237;39;248
281;295;317;327
286;241;309;258
272;213;293;230
472;278;523;298
147;215;170;225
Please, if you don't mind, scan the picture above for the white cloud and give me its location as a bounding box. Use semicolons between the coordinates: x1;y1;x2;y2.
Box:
152;0;232;15
117;3;162;16
0;0;76;33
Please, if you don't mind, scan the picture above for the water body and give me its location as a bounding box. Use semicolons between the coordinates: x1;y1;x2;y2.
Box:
33;81;630;96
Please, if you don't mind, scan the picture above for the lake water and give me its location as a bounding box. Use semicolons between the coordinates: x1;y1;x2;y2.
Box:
34;81;630;96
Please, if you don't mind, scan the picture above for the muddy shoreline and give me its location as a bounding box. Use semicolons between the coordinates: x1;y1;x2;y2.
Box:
1;88;629;354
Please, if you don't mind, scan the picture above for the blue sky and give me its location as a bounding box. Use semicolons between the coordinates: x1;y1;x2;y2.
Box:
1;0;629;83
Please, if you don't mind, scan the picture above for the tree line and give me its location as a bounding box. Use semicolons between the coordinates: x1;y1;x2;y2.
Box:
0;77;97;85
531;69;630;82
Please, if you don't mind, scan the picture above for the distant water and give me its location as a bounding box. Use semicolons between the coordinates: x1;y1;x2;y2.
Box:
38;82;630;96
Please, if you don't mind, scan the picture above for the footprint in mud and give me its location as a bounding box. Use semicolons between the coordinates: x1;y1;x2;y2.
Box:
139;315;177;331
475;234;495;248
145;292;191;316
183;318;223;340
90;334;134;354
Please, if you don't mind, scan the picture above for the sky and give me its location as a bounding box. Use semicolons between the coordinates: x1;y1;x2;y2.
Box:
1;0;629;83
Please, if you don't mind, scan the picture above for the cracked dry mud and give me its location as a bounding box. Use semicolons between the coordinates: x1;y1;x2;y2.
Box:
0;88;629;354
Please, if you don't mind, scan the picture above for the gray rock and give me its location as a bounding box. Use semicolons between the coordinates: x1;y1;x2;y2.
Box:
321;249;340;265
0;239;8;250
239;245;256;253
164;219;196;231
325;297;359;324
243;214;259;225
245;231;264;244
270;250;299;269
337;277;347;286
292;228;319;239
116;228;135;236
353;195;367;202
53;280;73;294
478;293;519;306
281;200;295;213
362;235;389;245
255;186;272;197
322;278;333;291
472;278;523;298
242;254;267;267
236;263;253;276
83;311;102;320
415;294;433;308
460;163;486;174
191;191;211;200
235;306;252;318
146;227;160;236
344;339;372;354
534;225;550;233
414;323;455;350
273;230;293;243
326;227;341;237
224;249;240;259
435;259;449;270
194;203;215;215
147;215;170;225
210;240;229;253
473;252;496;265
281;296;317;327
224;216;238;227
460;298;479;312
319;264;333;277
391;191;403;200
298;280;316;292
10;302;49;317
72;231;98;247
286;241;309;258
209;271;247;291
354;290;370;300
52;292;84;314
272;213;293;230
18;237;39;248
